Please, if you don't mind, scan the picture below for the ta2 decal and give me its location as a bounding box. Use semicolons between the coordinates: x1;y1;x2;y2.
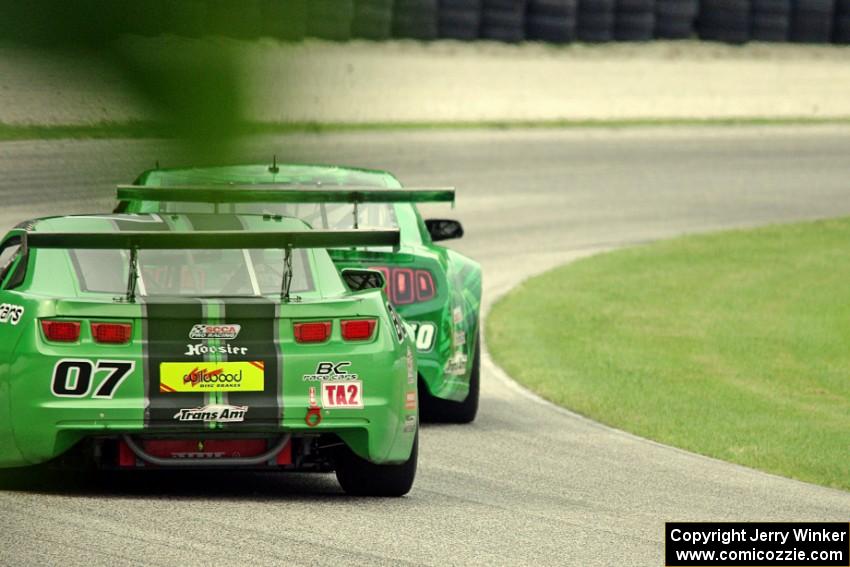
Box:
321;382;363;409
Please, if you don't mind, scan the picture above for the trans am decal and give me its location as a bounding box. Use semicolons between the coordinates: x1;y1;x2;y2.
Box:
173;404;248;423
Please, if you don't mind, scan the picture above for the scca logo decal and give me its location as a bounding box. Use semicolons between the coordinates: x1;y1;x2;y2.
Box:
188;324;241;340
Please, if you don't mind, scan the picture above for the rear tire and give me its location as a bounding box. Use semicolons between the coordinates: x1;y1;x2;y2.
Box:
419;333;480;424
334;429;418;497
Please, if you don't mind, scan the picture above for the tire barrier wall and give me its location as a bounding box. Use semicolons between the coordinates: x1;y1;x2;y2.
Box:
2;1;849;46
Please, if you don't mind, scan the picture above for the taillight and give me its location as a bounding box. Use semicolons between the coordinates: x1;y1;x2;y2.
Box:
294;321;331;343
341;319;376;341
415;270;435;302
393;268;415;304
92;323;132;344
41;320;81;342
370;266;437;305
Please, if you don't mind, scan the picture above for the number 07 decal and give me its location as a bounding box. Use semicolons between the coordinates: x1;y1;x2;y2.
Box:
51;359;135;399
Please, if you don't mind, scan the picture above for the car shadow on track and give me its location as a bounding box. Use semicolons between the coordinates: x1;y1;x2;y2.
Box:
0;467;363;501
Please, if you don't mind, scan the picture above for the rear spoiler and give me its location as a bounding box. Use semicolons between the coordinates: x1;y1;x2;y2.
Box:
116;185;455;205
26;229;399;303
25;229;400;250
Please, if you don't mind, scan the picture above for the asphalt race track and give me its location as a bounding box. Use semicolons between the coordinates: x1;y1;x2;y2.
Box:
1;127;850;566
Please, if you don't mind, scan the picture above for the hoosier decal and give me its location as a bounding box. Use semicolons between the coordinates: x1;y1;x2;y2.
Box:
173;404;248;423
184;343;248;356
159;361;265;392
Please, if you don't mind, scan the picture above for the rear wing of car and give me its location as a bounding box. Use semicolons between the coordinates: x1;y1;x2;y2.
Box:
116;185;455;206
25;229;400;251
25;229;399;302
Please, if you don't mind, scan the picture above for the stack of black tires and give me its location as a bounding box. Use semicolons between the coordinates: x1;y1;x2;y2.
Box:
439;0;483;39
655;0;699;38
526;0;578;41
837;0;850;42
480;0;528;42
615;0;656;41
9;0;850;46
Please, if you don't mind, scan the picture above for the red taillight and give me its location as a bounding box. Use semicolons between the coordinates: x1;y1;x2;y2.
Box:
370;266;437;305
416;270;435;302
92;323;132;344
294;321;331;343
41;320;81;342
341;319;377;341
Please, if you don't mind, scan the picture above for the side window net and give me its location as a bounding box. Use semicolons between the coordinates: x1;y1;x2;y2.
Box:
0;238;22;288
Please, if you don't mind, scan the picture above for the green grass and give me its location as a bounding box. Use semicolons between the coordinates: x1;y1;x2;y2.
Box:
2;116;850;141
487;219;850;491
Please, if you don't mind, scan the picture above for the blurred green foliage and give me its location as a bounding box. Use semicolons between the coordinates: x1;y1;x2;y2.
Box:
0;0;311;162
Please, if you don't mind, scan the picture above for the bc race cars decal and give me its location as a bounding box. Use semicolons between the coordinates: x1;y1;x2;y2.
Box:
0;303;24;325
173;404;248;423
321;381;363;409
303;361;358;382
159;361;265;392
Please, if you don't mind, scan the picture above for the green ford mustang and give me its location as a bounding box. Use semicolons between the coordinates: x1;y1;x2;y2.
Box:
115;162;483;423
0;213;420;496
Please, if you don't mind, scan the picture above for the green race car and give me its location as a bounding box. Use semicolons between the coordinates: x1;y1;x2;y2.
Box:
0;213;420;496
115;162;483;423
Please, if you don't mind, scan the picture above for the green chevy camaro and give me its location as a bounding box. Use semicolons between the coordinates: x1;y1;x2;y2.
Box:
115;162;483;423
0;213;420;496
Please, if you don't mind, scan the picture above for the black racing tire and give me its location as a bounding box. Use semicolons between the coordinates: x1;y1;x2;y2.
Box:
526;12;578;41
835;14;850;42
617;0;655;11
615;11;655;40
334;429;418;497
441;0;482;9
481;7;527;41
528;0;579;15
789;1;836;43
579;0;616;13
577;9;615;41
393;0;440;39
752;0;791;12
419;332;480;424
698;0;752;43
654;0;697;38
439;9;482;38
751;12;790;40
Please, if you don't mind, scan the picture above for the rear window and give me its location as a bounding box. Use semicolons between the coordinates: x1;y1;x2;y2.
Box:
157;202;398;230
69;248;314;297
